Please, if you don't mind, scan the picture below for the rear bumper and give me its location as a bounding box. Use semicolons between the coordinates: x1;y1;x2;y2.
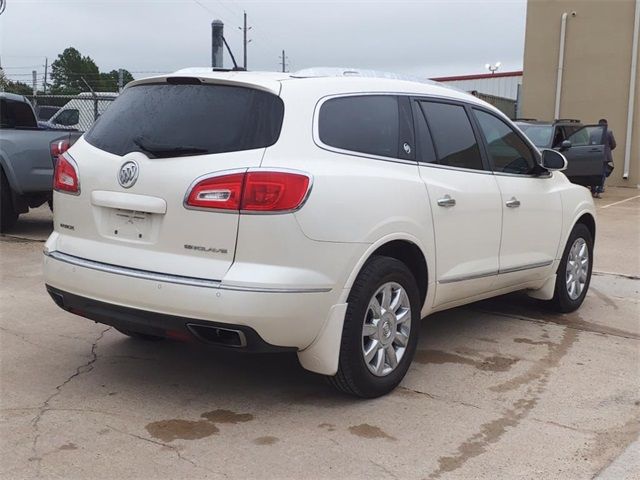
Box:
43;250;340;349
46;286;293;352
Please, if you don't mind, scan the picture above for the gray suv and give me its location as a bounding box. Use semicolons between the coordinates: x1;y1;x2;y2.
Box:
515;119;607;187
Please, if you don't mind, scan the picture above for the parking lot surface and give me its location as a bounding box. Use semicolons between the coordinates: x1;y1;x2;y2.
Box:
1;188;639;479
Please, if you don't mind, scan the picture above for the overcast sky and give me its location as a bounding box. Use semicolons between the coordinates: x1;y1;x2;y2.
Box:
1;0;527;87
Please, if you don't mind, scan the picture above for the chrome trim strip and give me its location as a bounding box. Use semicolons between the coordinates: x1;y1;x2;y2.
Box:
45;250;331;293
438;269;499;284
437;260;554;284
498;260;553;275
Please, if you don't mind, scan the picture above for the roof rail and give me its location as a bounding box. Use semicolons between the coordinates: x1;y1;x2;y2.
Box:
555;118;581;123
290;67;438;85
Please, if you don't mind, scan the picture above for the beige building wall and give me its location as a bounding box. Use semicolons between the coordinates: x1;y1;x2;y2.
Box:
521;0;639;187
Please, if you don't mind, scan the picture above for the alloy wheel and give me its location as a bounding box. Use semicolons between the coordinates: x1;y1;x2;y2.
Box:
361;282;412;377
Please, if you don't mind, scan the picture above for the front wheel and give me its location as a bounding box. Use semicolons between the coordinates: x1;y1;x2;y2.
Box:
549;223;594;313
328;256;421;398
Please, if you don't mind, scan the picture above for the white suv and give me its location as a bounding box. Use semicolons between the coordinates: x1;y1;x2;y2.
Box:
44;69;596;397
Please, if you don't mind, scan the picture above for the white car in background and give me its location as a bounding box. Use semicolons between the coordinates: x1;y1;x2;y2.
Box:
46;92;118;131
43;68;596;398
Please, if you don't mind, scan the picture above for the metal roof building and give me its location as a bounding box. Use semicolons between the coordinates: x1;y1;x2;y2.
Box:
430;71;523;100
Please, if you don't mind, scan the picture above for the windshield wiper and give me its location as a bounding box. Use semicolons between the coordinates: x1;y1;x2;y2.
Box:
133;136;208;158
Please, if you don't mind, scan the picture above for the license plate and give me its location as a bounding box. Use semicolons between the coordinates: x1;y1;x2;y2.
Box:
110;209;152;241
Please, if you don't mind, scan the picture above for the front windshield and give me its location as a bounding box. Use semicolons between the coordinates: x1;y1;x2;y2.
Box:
517;124;553;148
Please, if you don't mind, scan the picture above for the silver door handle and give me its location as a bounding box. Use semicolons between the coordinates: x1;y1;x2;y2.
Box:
506;197;521;208
437;195;456;207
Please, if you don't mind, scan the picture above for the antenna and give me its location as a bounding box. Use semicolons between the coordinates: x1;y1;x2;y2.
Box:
222;36;245;71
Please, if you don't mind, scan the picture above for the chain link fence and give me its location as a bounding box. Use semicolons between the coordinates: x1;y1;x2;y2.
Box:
25;93;118;132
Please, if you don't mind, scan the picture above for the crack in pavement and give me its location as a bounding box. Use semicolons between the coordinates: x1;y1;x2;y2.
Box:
106;424;228;479
425;327;579;479
29;327;111;477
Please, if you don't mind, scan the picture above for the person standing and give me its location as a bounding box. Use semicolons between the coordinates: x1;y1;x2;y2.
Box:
591;118;616;198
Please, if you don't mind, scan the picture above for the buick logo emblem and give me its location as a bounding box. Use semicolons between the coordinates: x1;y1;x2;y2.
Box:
118;161;139;188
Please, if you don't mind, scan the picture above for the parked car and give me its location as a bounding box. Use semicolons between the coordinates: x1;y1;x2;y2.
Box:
0;93;82;231
515;118;607;187
43;69;596;398
45;92;118;132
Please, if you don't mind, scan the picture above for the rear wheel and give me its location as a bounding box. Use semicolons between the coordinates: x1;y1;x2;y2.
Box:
328;256;420;398
0;169;18;233
549;223;593;313
115;327;164;341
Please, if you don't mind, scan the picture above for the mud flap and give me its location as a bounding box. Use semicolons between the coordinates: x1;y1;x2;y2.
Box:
297;302;348;375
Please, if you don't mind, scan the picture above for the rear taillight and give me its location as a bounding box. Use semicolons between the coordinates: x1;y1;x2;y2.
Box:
186;173;245;210
50;139;70;162
185;170;311;213
53;153;80;195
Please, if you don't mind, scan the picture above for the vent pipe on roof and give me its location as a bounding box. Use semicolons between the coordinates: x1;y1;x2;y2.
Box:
211;20;224;68
623;0;639;180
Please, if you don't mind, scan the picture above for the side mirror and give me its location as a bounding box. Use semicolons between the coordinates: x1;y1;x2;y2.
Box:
540;149;568;171
559;140;572;152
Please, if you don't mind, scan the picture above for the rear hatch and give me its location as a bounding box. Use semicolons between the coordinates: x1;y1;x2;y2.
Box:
53;77;284;280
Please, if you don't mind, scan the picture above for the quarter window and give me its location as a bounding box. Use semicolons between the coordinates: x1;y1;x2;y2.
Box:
318;95;400;158
419;102;483;170
474;109;536;175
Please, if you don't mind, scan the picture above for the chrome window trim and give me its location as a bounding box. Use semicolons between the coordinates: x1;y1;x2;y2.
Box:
437;260;553;284
45;250;331;293
312;92;420;167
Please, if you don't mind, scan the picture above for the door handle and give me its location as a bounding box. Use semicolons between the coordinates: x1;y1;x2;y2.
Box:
506;197;521;208
437;195;456;207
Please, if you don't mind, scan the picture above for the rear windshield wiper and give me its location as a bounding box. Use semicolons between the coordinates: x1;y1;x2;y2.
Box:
133;136;208;158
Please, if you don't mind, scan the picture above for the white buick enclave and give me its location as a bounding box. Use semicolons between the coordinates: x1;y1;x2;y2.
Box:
44;68;595;397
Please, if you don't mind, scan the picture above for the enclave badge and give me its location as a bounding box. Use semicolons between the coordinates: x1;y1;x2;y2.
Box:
118;161;139;188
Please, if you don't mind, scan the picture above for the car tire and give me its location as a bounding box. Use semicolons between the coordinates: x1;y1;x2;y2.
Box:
0;168;18;233
328;255;421;398
115;327;164;341
549;223;593;313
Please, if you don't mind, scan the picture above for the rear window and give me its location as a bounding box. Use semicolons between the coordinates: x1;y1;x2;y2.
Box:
85;83;284;158
0;99;37;129
318;95;400;158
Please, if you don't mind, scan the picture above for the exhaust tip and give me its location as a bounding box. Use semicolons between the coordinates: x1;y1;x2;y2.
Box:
187;324;247;348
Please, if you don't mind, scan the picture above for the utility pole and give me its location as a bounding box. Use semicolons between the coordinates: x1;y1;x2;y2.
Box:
239;11;251;69
32;70;37;96
118;68;124;92
279;50;288;73
43;57;48;94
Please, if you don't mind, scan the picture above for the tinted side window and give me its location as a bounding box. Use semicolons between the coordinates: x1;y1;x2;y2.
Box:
54;109;79;126
412;101;437;163
474;109;536;175
567;126;605;146
319;95;399;158
420;102;483;170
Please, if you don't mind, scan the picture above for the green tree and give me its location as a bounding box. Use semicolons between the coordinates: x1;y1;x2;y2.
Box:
0;70;33;96
98;69;135;92
50;47;100;94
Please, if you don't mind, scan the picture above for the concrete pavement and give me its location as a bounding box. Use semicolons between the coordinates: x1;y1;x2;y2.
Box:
1;187;639;479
